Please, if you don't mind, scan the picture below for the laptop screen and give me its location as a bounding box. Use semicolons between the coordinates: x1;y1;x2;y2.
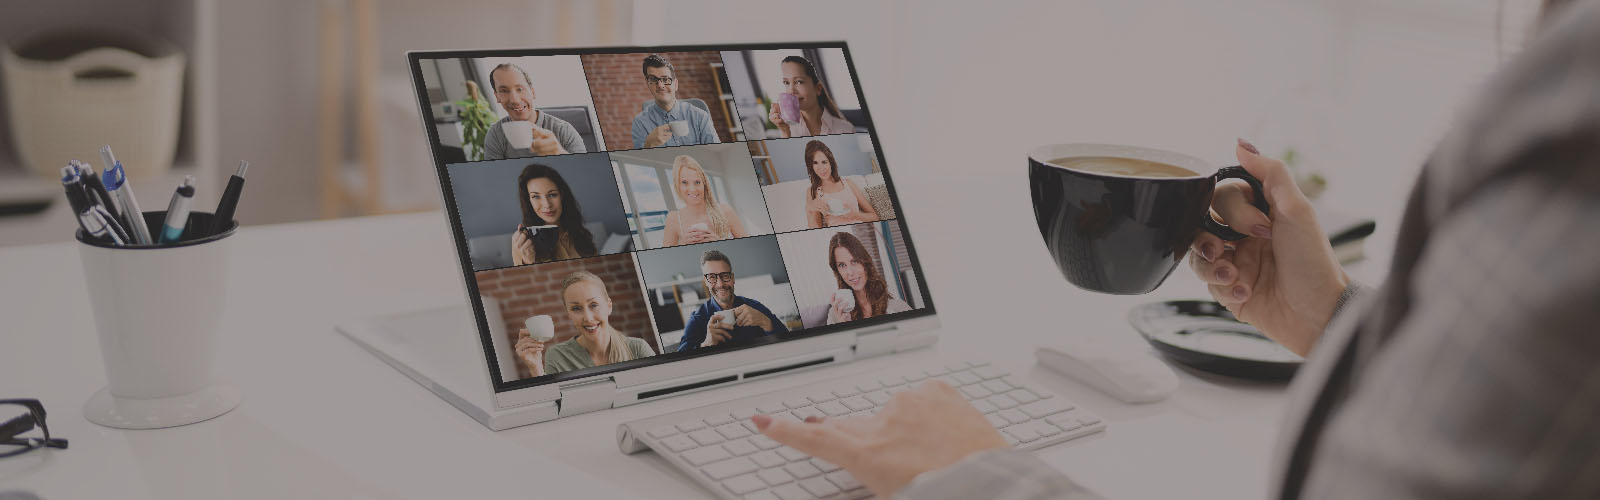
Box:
408;42;934;392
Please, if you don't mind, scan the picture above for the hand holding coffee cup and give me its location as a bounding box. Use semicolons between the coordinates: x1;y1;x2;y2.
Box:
703;311;735;347
686;222;713;243
1029;143;1271;294
524;314;555;342
528;126;564;156
646;123;674;147
827;198;847;216
514;327;548;376
669;120;690;137
503;121;535;150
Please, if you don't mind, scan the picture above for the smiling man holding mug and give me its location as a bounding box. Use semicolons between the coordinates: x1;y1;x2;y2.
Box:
481;62;586;160
747;1;1600;498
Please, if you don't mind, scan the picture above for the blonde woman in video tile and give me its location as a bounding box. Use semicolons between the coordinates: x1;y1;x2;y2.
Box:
804;140;879;229
662;155;749;247
825;232;910;325
514;271;655;376
767;55;855;138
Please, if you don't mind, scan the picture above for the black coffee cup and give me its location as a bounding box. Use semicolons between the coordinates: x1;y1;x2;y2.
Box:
1029;144;1268;294
525;224;561;256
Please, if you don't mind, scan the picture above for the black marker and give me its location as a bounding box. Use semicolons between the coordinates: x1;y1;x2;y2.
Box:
211;160;248;235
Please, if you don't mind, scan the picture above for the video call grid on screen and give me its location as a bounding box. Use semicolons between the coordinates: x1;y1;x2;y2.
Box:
408;42;935;392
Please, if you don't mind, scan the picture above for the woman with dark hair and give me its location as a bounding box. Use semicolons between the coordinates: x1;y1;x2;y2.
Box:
804;140;878;229
825;231;910;325
768;55;856;138
510;164;598;265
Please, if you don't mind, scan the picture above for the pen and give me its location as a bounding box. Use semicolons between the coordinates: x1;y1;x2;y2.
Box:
62;165;96;238
75;161;123;225
103;161;153;245
158;175;196;244
211;160;248;235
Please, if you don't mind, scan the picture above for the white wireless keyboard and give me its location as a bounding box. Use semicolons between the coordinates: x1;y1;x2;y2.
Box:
618;359;1106;500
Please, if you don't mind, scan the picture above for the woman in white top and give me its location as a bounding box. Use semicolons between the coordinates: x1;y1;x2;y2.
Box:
662;155;749;247
768;55;856;138
825;232;912;325
803;140;880;229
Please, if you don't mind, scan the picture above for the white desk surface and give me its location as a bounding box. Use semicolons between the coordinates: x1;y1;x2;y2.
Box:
0;1;1502;496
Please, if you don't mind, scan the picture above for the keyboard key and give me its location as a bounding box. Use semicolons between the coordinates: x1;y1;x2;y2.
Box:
690;429;725;446
743;420;761;433
777;446;810;462
960;385;992;399
946;361;973;372
704;456;759;480
772;483;812;500
972;399;998;414
1021;399;1074;419
952;371;982;385
810;457;841;473
705;412;736;427
932;375;960;387
758;403;788;414
683;445;732;466
649;425;680;439
785;398;813;409
840;396;873;412
725;438;760;456
982;379;1013;393
863;391;891;406
752;450;787;468
986;414;1009;428
1078;414;1103;426
662;435;698;452
751;435;782;450
1034;421;1062;437
732;407;759;420
1047;414;1083;431
999;409;1030;425
904;370;928;382
1003;432;1020;446
799;477;841;497
758;467;795;486
1004;426;1041;443
831;386;860;398
717;423;754;440
856;380;883;392
784;461;823;479
826;470;862;491
879;375;907;387
974;365;1008;379
724;473;766;495
791;406;825;421
806;392;836;404
987;394;1019;410
1006;389;1040;405
677;419;708;432
817;401;850;416
923;364;950;377
745;491;781;500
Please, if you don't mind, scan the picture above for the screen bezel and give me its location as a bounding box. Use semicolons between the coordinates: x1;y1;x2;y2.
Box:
406;41;937;394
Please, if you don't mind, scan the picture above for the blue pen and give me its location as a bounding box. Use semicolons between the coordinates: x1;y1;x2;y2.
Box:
103;161;153;244
158;175;196;244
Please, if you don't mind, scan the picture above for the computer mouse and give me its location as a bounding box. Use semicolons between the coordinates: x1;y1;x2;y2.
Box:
1034;344;1179;403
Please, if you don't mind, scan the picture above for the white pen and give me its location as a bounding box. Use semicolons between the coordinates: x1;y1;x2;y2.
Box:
103;160;152;244
158;175;196;244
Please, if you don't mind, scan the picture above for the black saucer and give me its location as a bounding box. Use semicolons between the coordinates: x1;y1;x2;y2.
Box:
1128;300;1303;380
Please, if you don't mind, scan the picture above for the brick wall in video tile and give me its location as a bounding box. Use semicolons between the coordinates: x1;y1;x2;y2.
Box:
581;51;736;149
475;254;657;371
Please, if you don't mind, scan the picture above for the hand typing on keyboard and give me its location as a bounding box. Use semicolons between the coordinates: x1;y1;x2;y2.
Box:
750;380;1009;498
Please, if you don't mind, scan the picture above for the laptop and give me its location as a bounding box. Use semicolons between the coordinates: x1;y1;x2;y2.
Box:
339;42;942;429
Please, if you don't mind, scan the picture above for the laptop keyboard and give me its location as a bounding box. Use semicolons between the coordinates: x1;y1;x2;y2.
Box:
620;360;1106;500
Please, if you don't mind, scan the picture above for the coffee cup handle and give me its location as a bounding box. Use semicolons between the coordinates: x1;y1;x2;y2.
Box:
1202;166;1271;241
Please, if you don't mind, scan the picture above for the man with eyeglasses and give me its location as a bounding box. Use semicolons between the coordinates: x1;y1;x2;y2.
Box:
676;250;787;352
632;54;721;149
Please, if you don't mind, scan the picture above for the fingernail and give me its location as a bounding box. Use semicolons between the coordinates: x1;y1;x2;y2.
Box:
804;416;826;424
1215;266;1232;282
752;414;773;430
1251;224;1272;238
1232;285;1249;301
1199;244;1215;262
1238;138;1260;155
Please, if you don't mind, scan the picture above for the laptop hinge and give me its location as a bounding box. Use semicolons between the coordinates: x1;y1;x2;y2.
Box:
557;377;617;417
853;325;904;358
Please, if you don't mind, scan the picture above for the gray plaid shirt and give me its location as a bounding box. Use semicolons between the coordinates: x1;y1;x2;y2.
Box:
903;2;1600;498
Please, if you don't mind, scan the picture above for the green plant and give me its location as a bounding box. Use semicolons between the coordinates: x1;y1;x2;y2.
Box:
455;80;498;161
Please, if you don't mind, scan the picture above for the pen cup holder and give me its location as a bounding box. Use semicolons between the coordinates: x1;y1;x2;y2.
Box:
76;211;241;429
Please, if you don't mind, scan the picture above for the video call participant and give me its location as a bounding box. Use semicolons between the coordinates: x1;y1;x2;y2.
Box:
826;232;910;324
482;63;587;160
676;250;789;352
767;55;855;138
514;271;656;377
632;54;720;149
662;155;750;247
804;140;879;228
511;164;599;265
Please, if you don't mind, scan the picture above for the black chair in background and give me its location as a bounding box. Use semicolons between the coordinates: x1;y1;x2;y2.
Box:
539;106;602;152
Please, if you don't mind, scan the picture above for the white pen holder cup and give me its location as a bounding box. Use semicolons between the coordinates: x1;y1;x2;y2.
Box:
76;210;240;429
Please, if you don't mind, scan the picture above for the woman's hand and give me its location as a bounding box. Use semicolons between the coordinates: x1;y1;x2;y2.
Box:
513;328;546;377
768;99;791;138
1188;139;1349;356
752;380;1008;497
683;227;715;244
511;225;535;266
828;292;852;323
806;196;832;215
